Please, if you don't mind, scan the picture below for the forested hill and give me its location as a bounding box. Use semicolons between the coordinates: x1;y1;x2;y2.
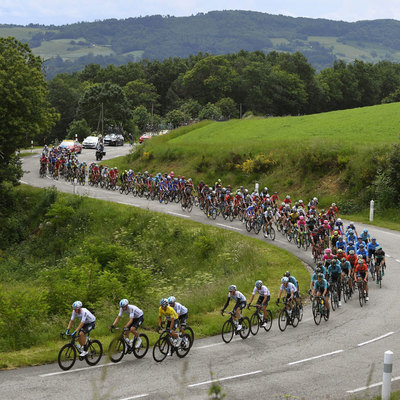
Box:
2;10;400;78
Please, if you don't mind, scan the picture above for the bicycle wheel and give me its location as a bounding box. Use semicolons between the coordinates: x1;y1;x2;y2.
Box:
249;313;260;335
211;208;217;220
302;236;308;250
286;231;292;243
187;201;193;213
152;336;169;362
263;310;273;332
330;290;336;311
176;334;191;358
323;306;330;321
221;320;234;343
269;227;275;241
296;236;302;248
278;309;288;332
85;339;103;366
313;302;321;325
132;333;149;359
342;282;348;303
291;307;300;328
239;317;250;339
254;221;261;235
108;337;126;363
358;286;364;308
183;327;194;348
58;343;77;371
246;220;252;232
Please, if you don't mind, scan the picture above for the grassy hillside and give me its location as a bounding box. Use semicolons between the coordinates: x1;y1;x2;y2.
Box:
121;103;400;213
0;186;307;368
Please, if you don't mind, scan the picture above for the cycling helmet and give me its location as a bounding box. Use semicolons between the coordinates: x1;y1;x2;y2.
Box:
363;229;368;233
323;220;329;224
286;195;291;199
324;248;331;253
299;199;303;203
281;277;289;284
359;243;364;248
168;296;176;304
376;246;382;250
119;299;129;308
332;203;336;206
228;284;237;292
348;229;354;234
337;249;343;253
317;273;323;279
284;271;290;277
358;259;364;264
333;230;338;236
299;215;304;220
348;241;354;245
315;267;322;274
72;301;82;309
160;298;168;307
337;218;342;223
371;237;376;241
255;280;263;289
332;255;338;260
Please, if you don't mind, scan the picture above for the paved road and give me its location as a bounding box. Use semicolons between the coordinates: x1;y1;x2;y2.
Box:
3;146;399;400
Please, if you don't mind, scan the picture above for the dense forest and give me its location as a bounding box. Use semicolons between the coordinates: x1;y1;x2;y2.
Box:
3;10;400;77
46;50;400;143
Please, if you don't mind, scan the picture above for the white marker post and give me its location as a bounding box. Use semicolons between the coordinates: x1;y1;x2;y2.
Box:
73;178;77;195
369;200;374;222
255;183;259;195
31;140;33;153
382;350;393;400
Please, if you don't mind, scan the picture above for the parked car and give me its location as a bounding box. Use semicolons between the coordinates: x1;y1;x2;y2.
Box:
139;134;152;144
104;133;124;146
82;136;100;149
59;140;82;154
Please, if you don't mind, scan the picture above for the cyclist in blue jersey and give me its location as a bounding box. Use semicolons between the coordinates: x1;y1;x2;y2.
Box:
360;229;370;244
312;273;330;314
328;256;342;307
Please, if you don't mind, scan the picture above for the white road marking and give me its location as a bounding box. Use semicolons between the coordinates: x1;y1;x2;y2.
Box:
358;332;394;347
120;395;149;400
216;223;242;231
39;360;125;377
196;338;241;349
188;370;263;387
386;254;391;258
396;260;400;263
288;350;344;366
168;211;191;218
20;180;29;184
347;376;400;393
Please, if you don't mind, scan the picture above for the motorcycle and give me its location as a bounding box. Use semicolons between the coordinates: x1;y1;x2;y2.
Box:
96;149;106;161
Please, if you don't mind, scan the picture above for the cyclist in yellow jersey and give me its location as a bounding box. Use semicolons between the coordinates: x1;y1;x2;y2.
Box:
158;298;181;346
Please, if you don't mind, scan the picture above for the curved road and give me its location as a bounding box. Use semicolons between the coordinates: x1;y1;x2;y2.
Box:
2;146;399;400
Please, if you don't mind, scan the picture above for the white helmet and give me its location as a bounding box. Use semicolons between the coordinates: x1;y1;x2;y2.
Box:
72;301;82;309
119;299;129;308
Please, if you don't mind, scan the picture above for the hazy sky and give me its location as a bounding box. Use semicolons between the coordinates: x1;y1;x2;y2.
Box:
1;0;399;26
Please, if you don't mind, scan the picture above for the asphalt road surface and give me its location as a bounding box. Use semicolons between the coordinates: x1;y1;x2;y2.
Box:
3;145;399;400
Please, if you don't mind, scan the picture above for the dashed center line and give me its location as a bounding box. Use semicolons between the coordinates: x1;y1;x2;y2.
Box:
357;332;394;347
120;395;149;400
288;350;344;366
188;370;263;387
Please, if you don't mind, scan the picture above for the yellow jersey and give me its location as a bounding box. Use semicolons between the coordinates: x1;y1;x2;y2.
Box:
158;306;178;320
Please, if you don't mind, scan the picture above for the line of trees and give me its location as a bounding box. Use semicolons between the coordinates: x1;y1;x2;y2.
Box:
47;49;400;143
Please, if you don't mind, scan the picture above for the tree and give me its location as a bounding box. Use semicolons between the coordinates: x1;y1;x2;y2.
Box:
183;55;239;104
165;109;185;129
0;37;58;187
179;98;202;120
123;79;159;111
132;105;151;132
66;119;91;141
198;103;222;120
76;82;132;131
47;73;82;143
215;97;238;119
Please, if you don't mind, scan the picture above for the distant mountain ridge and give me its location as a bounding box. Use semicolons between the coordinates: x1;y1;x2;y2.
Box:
2;10;400;78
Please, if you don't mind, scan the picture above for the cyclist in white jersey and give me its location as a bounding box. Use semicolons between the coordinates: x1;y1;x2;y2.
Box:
110;299;144;349
276;277;299;311
247;280;270;327
168;296;188;335
221;284;246;331
65;301;96;357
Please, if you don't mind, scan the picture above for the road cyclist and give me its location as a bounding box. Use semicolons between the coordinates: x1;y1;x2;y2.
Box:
247;280;272;331
221;284;247;333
